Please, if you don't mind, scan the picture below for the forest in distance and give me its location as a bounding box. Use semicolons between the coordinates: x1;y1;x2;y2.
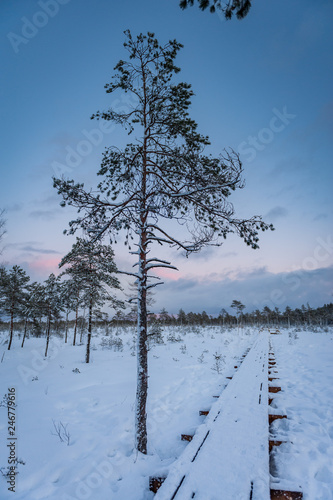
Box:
1;259;332;342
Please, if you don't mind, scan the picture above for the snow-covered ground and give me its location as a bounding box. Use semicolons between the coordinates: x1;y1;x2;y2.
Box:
0;325;332;500
269;329;333;500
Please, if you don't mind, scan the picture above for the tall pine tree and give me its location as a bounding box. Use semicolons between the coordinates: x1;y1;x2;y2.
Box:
54;31;273;453
179;0;252;19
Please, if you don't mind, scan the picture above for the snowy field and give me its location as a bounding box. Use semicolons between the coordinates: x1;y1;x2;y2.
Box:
0;326;332;500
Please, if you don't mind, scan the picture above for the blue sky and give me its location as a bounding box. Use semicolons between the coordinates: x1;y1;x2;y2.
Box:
0;0;332;315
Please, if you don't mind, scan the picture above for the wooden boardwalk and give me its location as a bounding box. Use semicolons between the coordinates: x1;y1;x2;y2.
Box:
154;332;270;500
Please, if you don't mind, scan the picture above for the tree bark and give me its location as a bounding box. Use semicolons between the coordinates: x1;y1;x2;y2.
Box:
45;312;51;358
85;297;93;363
80;306;86;344
21;318;28;348
73;302;79;346
135;227;148;454
135;69;149;453
8;307;14;350
65;311;69;343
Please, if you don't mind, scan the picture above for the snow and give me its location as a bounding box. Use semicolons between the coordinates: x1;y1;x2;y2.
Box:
0;326;332;500
269;329;333;500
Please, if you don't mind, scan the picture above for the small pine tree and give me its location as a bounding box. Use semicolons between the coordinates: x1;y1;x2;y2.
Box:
147;320;164;348
231;300;245;327
178;308;187;326
59;238;124;363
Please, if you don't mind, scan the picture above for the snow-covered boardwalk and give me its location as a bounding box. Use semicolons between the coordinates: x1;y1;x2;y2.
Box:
154;331;270;500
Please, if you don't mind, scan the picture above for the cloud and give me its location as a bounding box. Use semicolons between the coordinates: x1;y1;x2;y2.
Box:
28;257;61;279
21;245;60;255
152;265;333;315
3;203;23;212
265;206;289;221
1;257;61;282
29;210;59;220
5;242;60;255
313;213;328;222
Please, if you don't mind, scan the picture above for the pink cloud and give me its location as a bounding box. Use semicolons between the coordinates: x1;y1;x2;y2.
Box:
28;257;61;278
152;268;180;281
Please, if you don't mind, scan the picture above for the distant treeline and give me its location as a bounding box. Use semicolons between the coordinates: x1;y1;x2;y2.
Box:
122;303;333;328
2;303;331;332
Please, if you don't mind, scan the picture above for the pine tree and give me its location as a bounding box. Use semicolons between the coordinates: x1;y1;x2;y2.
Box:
126;281;155;323
0;265;30;350
178;308;187;326
21;282;45;348
284;306;292;328
262;305;272;326
54;31;273;453
231;299;245;326
201;310;210;324
43;274;63;358
219;308;227;327
179;0;252;20
59;238;123;363
159;308;170;325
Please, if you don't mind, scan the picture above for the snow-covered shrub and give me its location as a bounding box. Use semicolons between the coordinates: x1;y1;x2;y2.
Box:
100;335;123;351
148;323;165;348
167;330;183;343
191;326;203;336
198;352;205;364
212;352;224;374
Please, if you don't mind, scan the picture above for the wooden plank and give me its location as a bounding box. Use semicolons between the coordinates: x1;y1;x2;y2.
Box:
269;414;287;425
181;434;194;442
269;386;281;393
270;489;303;499
149;476;166;493
269;440;287;452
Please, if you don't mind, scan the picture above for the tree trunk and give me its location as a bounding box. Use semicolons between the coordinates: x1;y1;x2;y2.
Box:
85;298;93;363
21;318;28;348
65;311;69;343
45;312;51;357
8;307;14;350
135;227;148;454
134;73;150;453
73;302;79;346
80;306;86;344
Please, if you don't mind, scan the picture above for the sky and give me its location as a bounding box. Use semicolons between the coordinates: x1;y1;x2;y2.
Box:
0;0;332;316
